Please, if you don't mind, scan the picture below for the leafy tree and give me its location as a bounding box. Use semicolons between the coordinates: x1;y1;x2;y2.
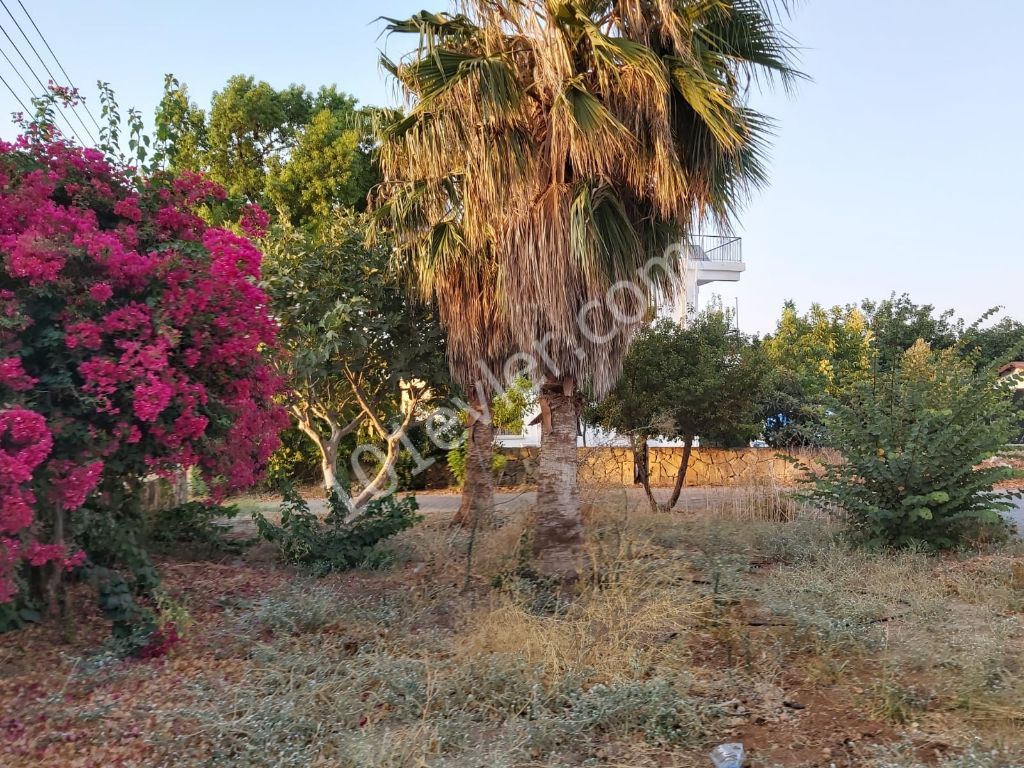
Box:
204;76;315;203
597;313;769;511
808;341;1020;549
765;301;873;398
764;298;1024;450
260;215;449;510
377;1;799;579
154;75;207;174
962;316;1024;368
860;293;962;371
155;75;376;222
857;294;1023;372
265;105;376;223
762;301;873;446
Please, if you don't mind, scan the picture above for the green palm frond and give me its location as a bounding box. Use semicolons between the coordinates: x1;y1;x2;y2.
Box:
694;0;805;92
380;11;481;49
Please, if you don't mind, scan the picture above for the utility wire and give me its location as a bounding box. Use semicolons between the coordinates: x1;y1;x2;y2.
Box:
0;0;95;143
16;0;101;133
0;38;32;96
0;23;85;144
0;69;29;115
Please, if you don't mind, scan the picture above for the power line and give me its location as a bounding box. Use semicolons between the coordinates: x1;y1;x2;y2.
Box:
0;69;29;115
16;0;101;133
0;0;95;143
0;21;84;144
0;38;32;95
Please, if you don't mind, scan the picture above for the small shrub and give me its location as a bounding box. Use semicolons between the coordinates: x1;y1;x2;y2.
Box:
809;341;1020;549
446;436;509;487
254;485;421;575
527;678;707;752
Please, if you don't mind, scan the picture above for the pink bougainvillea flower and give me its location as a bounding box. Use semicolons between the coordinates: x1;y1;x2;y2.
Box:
240;203;270;238
0;136;286;606
52;460;103;510
0;358;36;391
88;282;113;302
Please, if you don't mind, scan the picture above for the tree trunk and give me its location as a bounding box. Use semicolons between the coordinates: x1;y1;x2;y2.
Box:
452;392;496;528
349;439;401;510
297;420;345;498
292;404;362;500
534;377;584;582
667;436;695;510
632;437;658;512
44;504;65;617
320;444;344;498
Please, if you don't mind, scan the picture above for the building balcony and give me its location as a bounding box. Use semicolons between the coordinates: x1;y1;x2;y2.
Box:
659;234;745;322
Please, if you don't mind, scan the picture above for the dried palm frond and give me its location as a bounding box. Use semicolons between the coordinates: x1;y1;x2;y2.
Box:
374;0;801;398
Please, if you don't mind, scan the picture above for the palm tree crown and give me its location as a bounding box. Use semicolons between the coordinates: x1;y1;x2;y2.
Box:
376;0;800;397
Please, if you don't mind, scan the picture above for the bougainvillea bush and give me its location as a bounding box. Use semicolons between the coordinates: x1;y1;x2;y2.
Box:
0;134;287;619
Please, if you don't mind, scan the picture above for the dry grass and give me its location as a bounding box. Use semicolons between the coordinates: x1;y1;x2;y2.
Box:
752;536;1024;754
3;482;1024;767
463;561;701;684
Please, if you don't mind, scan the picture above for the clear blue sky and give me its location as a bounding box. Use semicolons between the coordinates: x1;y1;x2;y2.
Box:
2;1;1021;335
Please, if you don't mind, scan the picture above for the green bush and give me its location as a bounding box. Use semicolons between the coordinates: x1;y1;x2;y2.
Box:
263;428;323;489
146;501;243;552
254;485;421;575
446;437;509;487
809;341;1020;549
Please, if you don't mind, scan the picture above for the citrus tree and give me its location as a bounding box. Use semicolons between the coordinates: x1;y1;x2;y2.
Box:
261;216;449;509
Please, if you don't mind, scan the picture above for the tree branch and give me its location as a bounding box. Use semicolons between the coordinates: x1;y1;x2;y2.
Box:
345;367;389;439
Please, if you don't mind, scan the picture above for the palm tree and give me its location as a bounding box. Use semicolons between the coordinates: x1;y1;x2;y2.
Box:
372;139;515;526
376;1;800;580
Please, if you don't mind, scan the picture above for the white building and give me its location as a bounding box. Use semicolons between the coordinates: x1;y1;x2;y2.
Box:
498;235;745;448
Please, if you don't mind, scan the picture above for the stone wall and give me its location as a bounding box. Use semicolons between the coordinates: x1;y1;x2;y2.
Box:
497;446;833;488
140;472;190;513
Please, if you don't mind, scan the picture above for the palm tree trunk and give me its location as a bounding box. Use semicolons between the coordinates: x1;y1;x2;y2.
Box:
534;376;584;581
452;392;495;528
667;436;695;510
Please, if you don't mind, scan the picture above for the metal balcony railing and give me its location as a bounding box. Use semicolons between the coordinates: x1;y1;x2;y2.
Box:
682;234;742;263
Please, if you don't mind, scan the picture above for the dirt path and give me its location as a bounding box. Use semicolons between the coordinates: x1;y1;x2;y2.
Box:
224;486;774;535
226;485;1024;538
1008;496;1024;534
